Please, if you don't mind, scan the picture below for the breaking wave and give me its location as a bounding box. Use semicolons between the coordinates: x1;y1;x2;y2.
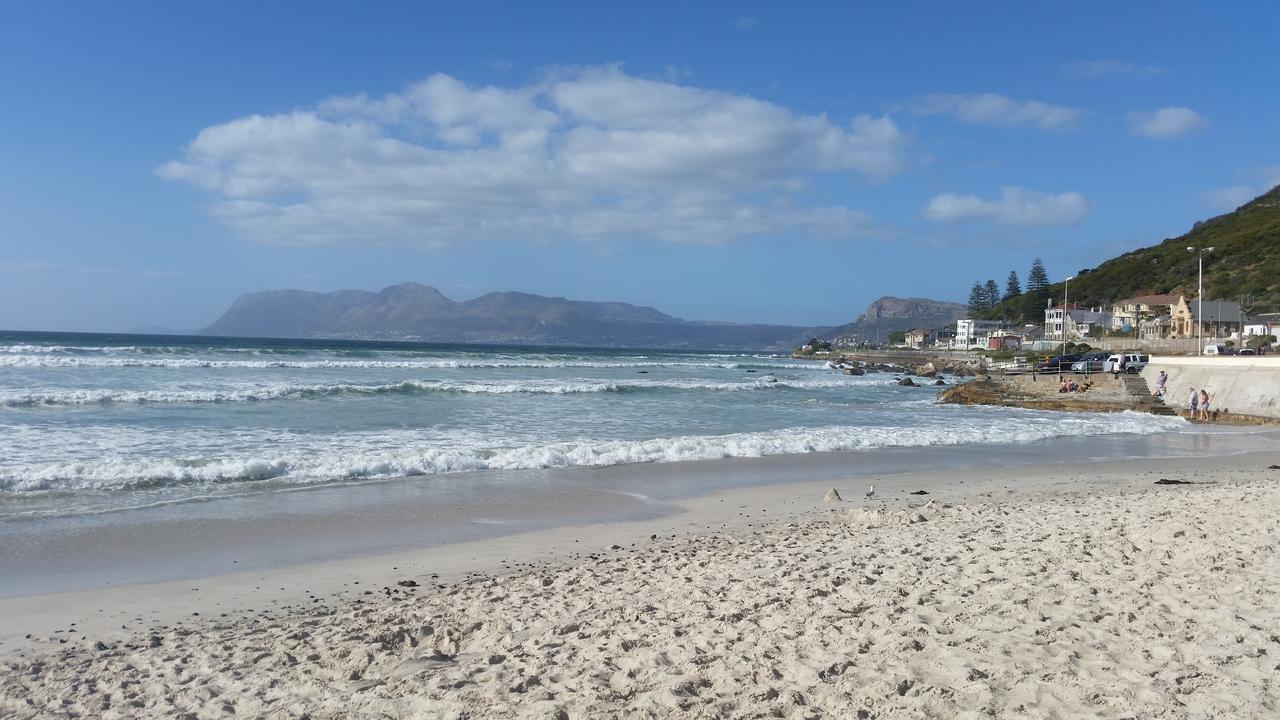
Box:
3;412;1187;496
1;376;869;406
0;354;821;371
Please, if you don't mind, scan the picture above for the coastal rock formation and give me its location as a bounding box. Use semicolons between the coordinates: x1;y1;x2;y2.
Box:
828;296;969;339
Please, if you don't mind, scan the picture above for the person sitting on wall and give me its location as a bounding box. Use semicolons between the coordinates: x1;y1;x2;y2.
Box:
1153;370;1168;399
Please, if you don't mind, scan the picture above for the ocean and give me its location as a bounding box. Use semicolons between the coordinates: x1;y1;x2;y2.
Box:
1;329;1194;524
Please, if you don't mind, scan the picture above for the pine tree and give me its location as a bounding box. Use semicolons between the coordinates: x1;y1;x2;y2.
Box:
984;279;1000;308
967;281;987;316
1027;258;1049;293
1004;271;1021;300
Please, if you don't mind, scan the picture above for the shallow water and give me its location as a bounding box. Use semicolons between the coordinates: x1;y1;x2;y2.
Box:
5;329;1275;594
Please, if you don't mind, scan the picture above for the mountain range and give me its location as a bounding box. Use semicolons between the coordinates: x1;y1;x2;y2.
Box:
202;283;822;349
201;284;967;350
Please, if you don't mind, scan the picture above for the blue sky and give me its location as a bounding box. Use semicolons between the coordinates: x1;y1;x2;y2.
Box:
2;1;1278;332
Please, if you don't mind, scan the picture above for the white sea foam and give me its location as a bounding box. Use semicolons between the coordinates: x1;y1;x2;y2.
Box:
1;413;1186;495
0;354;820;370
0;375;870;406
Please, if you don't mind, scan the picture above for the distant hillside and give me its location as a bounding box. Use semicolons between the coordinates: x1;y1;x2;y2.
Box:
829;296;969;338
201;283;825;350
982;184;1280;320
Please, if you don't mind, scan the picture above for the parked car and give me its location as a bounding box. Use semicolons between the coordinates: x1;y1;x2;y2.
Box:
1069;351;1110;373
1103;353;1150;373
1204;343;1233;356
1237;348;1257;356
1035;353;1083;372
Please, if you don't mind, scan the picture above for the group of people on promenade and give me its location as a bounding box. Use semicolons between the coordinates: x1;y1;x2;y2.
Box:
1153;370;1215;421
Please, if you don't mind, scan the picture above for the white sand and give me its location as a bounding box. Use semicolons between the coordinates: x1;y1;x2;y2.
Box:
3;455;1279;718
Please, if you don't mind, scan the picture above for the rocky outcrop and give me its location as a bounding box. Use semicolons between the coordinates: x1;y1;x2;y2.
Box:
828;296;968;338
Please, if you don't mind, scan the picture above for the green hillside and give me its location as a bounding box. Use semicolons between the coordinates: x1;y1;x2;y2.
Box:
981;184;1280;321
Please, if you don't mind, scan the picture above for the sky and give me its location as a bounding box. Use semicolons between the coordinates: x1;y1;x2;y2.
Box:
2;1;1278;332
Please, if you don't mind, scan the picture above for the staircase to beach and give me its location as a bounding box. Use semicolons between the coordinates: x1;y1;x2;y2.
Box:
1121;374;1178;416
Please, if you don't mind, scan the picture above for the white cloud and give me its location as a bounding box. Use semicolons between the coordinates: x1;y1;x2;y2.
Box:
922;186;1093;226
1065;60;1162;79
1201;165;1280;210
908;93;1086;132
734;16;758;30
159;66;907;246
1127;106;1207;138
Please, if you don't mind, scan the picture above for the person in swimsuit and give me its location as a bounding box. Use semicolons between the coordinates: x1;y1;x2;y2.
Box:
1199;389;1211;421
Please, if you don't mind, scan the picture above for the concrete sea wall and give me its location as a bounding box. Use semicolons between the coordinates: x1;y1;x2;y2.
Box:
1142;357;1280;420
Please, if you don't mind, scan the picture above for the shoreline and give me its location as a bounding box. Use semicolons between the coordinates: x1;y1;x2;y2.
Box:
4;446;1277;657
4;449;1279;717
3;419;1261;599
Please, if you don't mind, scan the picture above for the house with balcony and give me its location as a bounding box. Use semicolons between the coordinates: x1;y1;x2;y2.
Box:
953;319;1009;349
903;328;936;349
1109;293;1179;333
1044;304;1113;341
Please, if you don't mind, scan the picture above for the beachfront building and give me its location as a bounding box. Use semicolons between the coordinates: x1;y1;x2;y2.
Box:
1108;293;1178;333
953;319;1009;349
1244;313;1280;341
1169;297;1244;340
1044;304;1113;341
1138;314;1174;340
903;328;936;349
987;330;1022;350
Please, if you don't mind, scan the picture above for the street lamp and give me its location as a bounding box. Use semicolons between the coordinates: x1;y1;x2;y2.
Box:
1187;247;1214;355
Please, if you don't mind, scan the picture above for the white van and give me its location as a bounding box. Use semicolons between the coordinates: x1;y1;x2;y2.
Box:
1103;353;1149;373
1204;344;1232;356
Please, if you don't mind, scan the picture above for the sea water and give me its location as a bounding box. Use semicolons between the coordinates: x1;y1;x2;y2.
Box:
0;330;1195;523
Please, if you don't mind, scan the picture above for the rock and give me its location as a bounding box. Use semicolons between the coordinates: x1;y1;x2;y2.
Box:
1154;479;1194;485
909;490;930;495
823;488;843;502
897;378;917;387
917;362;937;377
396;580;419;587
933;379;946;385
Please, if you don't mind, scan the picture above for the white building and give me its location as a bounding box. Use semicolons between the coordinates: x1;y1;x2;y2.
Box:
1045;304;1113;341
954;319;1010;349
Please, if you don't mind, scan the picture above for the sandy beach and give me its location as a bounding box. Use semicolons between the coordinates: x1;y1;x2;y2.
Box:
3;449;1279;718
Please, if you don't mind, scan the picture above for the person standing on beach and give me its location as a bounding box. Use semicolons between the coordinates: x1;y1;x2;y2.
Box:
1199;389;1211;421
1189;387;1199;419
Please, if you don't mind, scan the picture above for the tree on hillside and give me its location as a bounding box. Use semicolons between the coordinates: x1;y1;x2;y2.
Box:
968;281;987;316
1004;271;1021;301
983;279;1000;308
1028;258;1049;293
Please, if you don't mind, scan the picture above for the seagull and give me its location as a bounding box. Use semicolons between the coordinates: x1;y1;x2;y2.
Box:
865;485;876;499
